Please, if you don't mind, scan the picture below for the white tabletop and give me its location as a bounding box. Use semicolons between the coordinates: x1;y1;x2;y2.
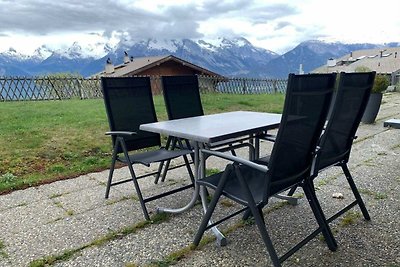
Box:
140;111;281;144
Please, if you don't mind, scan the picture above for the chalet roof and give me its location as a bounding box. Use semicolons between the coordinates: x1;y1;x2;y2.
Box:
312;46;400;74
94;55;221;77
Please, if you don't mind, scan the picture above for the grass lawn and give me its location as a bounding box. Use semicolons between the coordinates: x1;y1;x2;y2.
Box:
0;92;285;194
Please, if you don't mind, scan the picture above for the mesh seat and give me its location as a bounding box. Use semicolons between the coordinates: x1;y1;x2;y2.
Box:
193;73;337;267
101;76;194;220
303;72;375;224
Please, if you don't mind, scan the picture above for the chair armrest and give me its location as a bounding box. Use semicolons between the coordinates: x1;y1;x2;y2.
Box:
105;131;137;136
200;149;269;173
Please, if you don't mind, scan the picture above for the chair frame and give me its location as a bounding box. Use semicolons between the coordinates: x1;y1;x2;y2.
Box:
101;76;195;220
192;73;338;266
288;71;376;224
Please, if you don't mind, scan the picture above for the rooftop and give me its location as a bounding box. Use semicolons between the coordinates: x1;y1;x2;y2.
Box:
313;46;400;74
94;54;221;77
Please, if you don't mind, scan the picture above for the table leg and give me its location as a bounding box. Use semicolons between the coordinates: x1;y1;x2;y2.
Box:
157;143;227;245
156;142;199;214
254;135;260;160
198;143;227;246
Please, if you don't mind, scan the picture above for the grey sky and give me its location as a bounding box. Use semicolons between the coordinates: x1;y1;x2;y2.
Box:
0;0;399;54
0;0;296;36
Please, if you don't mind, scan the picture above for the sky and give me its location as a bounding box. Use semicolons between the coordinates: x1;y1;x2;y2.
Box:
0;0;399;55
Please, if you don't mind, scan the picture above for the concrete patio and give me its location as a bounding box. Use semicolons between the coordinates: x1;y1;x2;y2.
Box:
0;92;399;267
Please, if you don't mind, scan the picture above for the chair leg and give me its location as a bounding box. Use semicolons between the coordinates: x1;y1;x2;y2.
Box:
341;164;371;220
184;139;195;162
174;138;195;184
156;138;195;187
242;208;252;220
303;181;337;251
160;137;179;183
119;138;151;220
183;154;195;184
105;163;115;199
155;136;174;184
193;185;224;246
241;203;264;221
248;201;281;267
234;166;281;266
126;163;150;220
105;142;119;199
154;161;165;184
287;185;298;196
160;159;172;183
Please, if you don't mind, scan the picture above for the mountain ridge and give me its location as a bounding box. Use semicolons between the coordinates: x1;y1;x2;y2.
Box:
0;38;397;78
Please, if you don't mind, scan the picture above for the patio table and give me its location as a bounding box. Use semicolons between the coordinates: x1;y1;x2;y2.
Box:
140;111;281;245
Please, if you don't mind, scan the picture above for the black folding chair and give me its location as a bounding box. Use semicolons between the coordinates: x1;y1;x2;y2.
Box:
162;75;205;120
193;73;337;267
156;75;254;183
101;76;195;220
288;71;376;224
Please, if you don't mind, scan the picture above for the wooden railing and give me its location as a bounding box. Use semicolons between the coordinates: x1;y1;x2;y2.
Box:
0;76;287;101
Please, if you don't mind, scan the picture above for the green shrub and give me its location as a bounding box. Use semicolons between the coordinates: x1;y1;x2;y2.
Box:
354;66;390;93
372;75;390;93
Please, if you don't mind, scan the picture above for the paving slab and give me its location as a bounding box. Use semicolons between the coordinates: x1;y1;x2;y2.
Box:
0;92;399;267
0;187;45;211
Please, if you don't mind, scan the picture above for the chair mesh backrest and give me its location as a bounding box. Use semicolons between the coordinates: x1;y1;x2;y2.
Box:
162;75;204;120
101;77;161;152
268;73;336;188
317;72;375;170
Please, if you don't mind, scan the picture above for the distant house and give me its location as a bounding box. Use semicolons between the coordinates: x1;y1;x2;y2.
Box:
312;47;400;85
94;54;223;94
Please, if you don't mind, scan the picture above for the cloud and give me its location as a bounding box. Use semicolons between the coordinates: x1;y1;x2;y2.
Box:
7;0;385;54
274;21;292;30
248;4;298;24
0;0;296;40
0;0;159;34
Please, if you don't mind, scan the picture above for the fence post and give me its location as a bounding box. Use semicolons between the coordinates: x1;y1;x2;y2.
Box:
47;76;62;100
0;77;5;101
76;78;84;99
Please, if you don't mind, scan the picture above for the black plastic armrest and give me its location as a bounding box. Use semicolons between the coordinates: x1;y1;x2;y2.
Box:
105;131;137;136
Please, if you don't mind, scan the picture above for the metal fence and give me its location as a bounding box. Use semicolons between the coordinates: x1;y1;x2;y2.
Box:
0;76;287;101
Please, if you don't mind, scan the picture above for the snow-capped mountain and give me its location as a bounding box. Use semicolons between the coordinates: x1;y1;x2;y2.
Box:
0;38;398;78
0;37;279;77
264;40;385;78
31;45;54;61
0;47;42;76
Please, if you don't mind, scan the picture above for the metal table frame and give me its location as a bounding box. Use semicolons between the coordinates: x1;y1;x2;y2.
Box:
140;111;282;245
